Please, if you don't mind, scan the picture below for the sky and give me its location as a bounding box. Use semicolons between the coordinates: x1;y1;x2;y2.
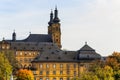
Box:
0;0;120;56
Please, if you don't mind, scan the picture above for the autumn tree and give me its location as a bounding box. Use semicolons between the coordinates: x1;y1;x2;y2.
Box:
76;52;120;80
16;69;34;80
105;52;120;71
1;50;21;74
112;52;120;63
80;72;98;80
114;70;120;80
95;65;114;80
0;52;12;80
88;60;105;72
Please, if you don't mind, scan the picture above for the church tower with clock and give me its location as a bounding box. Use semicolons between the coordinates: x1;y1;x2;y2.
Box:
48;7;61;48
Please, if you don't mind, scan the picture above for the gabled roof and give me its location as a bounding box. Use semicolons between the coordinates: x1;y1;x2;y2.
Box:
80;43;95;51
78;43;101;60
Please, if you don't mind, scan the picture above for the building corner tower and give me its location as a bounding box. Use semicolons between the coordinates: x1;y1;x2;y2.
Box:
48;7;61;48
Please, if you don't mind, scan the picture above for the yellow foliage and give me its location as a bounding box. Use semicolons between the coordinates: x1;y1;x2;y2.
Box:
112;52;120;57
0;52;12;79
16;69;34;80
106;52;120;70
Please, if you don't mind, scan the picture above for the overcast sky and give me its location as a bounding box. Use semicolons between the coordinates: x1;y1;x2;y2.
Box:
0;0;120;56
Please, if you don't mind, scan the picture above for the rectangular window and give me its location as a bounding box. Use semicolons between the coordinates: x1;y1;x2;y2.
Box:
60;78;63;80
67;71;69;75
74;64;76;68
60;71;63;75
46;71;49;75
2;46;5;49
53;71;56;75
29;52;31;55
20;58;22;62
67;64;70;68
29;58;32;62
40;78;42;80
66;64;70;75
24;52;27;55
53;64;56;68
33;71;36;75
6;45;10;49
74;71;76;76
46;78;49;80
46;64;49;68
40;71;43;75
53;78;56;80
16;52;18;55
24;58;27;62
20;52;22;55
40;64;43;68
67;77;70;80
60;64;63;68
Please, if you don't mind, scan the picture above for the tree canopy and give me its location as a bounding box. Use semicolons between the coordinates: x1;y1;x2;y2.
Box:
16;69;34;80
1;50;21;74
0;52;12;80
77;52;120;80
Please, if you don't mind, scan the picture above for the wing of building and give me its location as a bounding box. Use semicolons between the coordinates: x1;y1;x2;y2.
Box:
0;8;101;80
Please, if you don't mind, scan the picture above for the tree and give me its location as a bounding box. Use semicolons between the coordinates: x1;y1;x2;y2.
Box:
1;50;21;74
71;77;81;80
114;70;120;80
0;52;12;80
84;60;114;80
16;69;34;80
95;65;114;80
105;52;120;71
80;72;98;80
112;52;120;63
79;65;114;80
88;60;105;72
105;57;119;71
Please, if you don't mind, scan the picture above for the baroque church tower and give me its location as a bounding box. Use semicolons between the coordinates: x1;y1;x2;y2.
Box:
48;7;61;48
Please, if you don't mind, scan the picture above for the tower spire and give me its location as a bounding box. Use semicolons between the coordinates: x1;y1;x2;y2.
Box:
48;7;61;48
53;6;60;23
12;30;16;41
55;5;57;11
48;9;53;26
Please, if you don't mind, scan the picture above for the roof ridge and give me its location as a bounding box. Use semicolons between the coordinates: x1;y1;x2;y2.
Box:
80;44;95;51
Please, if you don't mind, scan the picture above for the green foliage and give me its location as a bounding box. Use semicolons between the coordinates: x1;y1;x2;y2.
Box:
78;65;114;80
80;72;98;80
78;60;115;80
114;70;120;80
0;52;12;80
95;66;114;80
71;77;81;80
1;50;20;74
